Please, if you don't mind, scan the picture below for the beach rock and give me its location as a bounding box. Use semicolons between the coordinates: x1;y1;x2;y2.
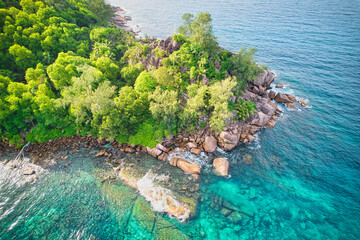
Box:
190;148;202;155
23;169;35;175
268;90;276;99
185;142;197;149
125;147;135;153
158;152;169;162
146;146;162;158
175;158;201;175
213;158;229;176
156;144;169;153
2;159;9;165
275;83;284;88
203;136;217;153
218;131;240;151
286;103;298;110
274;93;296;103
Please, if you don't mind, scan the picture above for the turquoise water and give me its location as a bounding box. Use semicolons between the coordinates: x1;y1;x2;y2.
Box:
1;0;360;239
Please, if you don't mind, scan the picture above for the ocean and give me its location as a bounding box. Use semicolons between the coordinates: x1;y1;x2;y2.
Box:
1;0;360;239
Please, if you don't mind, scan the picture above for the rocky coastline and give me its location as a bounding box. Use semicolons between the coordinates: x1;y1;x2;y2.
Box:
0;8;309;222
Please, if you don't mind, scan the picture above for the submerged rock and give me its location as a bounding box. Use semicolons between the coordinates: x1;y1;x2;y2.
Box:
213;158;229;176
116;156;198;221
286;103;298;110
275;83;284;88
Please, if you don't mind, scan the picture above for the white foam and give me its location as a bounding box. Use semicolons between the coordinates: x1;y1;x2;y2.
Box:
167;147;210;167
136;171;190;222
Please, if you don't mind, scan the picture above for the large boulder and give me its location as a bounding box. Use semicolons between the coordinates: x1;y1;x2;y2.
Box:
274;93;296;103
203;136;217;153
261;103;276;116
218;131;240;151
251;111;271;127
170;157;201;175
213;158;229;176
268;90;276;99
253;70;274;87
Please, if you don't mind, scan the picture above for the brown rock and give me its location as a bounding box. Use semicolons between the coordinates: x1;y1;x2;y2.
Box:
95;149;106;157
158;152;169;162
251;112;271;127
247;135;256;142
266;120;277;128
213;158;229;176
146;146;162;158
190;148;202;155
169;157;178;167
274;93;296;103
185;142;197;149
218;131;240;151
23;169;35;175
176;158;201;175
2;159;9;165
156;144;169;153
203;136;217;153
125;147;135;153
286;103;298;110
97;138;106;145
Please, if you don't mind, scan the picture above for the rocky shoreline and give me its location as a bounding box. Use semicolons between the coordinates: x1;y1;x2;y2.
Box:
0;11;308;221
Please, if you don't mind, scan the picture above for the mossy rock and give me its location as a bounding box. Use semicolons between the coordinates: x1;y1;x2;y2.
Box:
100;182;137;219
132;197;156;233
155;216;190;240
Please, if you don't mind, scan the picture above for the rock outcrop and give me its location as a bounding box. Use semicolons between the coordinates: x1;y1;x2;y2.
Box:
218;129;240;151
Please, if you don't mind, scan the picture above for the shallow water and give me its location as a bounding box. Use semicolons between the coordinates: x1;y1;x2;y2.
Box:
1;0;360;239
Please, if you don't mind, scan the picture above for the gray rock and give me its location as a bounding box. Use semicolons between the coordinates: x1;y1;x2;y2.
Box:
268;90;276;99
275;83;284;88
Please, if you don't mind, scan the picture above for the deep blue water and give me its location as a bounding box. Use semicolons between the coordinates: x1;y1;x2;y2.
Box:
1;0;360;239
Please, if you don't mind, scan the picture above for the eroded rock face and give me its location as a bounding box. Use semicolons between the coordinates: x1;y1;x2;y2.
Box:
218;131;240;151
203;136;217;153
251;112;271;127
213;158;229;176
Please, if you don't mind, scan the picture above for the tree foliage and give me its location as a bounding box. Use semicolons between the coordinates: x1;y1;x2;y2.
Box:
0;4;263;147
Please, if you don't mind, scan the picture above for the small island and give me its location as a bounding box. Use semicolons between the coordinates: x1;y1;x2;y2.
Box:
0;0;304;223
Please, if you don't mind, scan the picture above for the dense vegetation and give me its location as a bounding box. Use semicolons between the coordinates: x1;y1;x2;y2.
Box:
0;0;262;148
